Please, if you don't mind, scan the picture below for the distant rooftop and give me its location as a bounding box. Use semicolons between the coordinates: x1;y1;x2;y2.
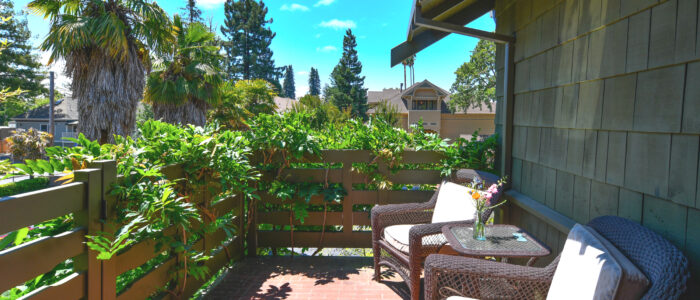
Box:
12;97;79;121
367;80;494;114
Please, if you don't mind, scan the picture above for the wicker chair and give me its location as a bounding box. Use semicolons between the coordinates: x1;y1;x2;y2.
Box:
424;216;691;300
371;169;501;300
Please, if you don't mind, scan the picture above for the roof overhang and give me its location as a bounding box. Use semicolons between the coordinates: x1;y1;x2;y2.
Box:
391;0;514;67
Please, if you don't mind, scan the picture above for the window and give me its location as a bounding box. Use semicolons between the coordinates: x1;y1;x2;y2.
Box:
40;124;48;132
412;100;437;110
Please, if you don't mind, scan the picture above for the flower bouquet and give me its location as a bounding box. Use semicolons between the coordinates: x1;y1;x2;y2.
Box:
466;177;508;240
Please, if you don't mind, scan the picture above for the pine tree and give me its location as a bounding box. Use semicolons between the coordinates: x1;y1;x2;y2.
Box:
308;67;321;96
0;0;47;100
282;65;295;99
325;29;367;119
181;0;203;23
221;0;280;83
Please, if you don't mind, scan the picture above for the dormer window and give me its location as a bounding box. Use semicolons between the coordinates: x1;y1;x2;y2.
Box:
413;100;437;110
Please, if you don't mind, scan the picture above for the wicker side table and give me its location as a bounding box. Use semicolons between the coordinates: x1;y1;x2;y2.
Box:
442;224;550;266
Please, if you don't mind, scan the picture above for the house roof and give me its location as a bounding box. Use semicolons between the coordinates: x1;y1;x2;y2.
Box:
12;97;79;121
367;80;494;114
274;96;297;112
402;80;449;96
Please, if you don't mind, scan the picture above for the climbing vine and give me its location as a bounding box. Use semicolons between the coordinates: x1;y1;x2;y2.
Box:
5;111;497;293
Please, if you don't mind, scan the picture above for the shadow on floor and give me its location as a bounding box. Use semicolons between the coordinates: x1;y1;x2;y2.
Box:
203;256;413;300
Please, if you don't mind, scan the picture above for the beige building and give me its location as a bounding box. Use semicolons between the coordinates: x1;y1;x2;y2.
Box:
367;80;495;140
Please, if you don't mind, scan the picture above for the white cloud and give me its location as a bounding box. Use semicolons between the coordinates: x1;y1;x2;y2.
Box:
281;3;309;12
314;0;335;7
197;0;226;9
297;85;310;97
40;51;71;95
316;45;337;52
315;33;322;38
297;71;309;75
319;19;356;30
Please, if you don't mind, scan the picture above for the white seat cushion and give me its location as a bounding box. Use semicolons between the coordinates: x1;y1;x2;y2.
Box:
547;224;649;300
383;224;447;254
431;181;478;223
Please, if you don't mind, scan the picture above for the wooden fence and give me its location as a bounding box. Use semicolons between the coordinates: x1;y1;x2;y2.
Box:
251;150;445;251
0;160;245;300
0;150;449;298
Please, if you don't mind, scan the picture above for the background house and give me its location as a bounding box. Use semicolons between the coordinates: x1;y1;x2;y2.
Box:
367;80;495;140
10;97;78;146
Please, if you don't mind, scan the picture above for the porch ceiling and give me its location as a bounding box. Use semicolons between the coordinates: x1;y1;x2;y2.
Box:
391;0;497;67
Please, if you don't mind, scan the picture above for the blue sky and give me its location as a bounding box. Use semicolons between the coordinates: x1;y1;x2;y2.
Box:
14;0;494;97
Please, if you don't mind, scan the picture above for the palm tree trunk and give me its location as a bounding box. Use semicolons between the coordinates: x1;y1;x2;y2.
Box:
69;46;144;144
152;99;208;127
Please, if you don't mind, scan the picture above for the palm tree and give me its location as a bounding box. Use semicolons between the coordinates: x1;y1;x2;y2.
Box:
28;0;172;144
144;16;224;126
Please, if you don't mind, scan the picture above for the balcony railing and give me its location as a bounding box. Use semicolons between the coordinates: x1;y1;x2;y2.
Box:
0;150;571;299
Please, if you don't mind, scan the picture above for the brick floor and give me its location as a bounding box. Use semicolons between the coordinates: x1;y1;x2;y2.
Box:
204;256;413;300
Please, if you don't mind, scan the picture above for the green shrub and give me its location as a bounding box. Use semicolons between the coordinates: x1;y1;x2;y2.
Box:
0;177;49;197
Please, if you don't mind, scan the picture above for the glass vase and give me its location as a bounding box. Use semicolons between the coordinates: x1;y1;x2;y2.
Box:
473;211;486;241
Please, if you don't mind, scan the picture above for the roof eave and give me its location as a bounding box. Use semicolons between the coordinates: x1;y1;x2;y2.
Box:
391;0;501;67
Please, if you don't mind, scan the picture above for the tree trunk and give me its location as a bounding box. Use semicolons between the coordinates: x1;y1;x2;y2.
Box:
69;45;144;144
151;99;208;127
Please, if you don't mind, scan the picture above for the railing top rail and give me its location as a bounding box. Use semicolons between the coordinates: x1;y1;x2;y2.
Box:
0;182;85;234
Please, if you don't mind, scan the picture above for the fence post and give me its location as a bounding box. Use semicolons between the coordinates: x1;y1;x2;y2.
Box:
89;160;118;300
73;168;102;300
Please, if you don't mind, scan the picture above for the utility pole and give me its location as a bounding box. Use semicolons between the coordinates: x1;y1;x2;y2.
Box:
49;71;55;145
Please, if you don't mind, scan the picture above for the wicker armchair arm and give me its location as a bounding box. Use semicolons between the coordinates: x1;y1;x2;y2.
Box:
371;202;434;235
424;254;557;300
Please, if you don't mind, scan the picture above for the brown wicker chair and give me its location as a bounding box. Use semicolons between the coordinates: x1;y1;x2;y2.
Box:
424;216;692;300
371;169;501;300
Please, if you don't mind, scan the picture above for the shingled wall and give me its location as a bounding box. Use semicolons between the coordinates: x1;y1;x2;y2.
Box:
493;0;700;287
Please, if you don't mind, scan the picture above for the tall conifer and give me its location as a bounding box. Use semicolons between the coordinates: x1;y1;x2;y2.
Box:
282;65;295;99
325;29;367;119
0;0;46;100
308;67;321;96
221;0;280;83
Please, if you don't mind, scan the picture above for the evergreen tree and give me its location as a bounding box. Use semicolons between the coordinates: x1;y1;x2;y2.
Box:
0;0;47;100
181;0;203;23
325;29;367;119
308;67;321;96
282;65;295;99
221;0;280;83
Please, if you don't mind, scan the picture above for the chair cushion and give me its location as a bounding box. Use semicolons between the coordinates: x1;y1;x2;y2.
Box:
383;224;447;254
431;181;477;223
586;225;650;300
547;224;649;300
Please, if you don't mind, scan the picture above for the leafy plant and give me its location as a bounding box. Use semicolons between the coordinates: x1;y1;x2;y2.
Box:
7;128;52;161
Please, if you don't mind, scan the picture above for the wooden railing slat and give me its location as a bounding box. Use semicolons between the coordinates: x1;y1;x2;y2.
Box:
386;169;442;184
0;228;85;292
257;211;343;226
211;196;241;218
116;258;176;300
0;183;84;234
257;231;371;248
18;272;85;300
114;226;177;276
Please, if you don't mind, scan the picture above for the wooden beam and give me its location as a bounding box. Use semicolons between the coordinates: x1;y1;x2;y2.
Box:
503;42;515;186
505;190;576;234
414;15;514;43
391;0;494;67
